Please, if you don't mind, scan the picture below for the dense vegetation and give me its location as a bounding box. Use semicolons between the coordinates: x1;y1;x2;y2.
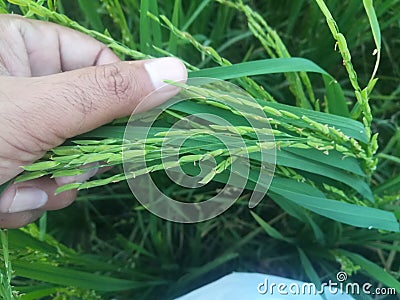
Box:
0;0;399;299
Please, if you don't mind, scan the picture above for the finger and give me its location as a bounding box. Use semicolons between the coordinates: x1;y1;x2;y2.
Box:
0;177;77;213
20;16;121;74
0;57;186;184
0;210;43;229
0;14;120;76
16;57;187;140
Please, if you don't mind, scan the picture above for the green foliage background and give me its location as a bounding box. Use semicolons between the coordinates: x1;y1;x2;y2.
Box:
0;0;399;299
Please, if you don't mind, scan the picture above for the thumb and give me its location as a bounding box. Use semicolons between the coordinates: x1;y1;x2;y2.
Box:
27;57;187;140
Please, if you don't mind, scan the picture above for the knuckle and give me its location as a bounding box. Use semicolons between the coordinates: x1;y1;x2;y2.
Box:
94;64;134;101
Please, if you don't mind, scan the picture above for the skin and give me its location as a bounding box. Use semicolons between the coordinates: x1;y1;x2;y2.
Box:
0;15;187;228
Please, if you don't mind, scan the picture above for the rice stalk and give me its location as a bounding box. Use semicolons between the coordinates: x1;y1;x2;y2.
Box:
147;12;275;102
217;0;317;110
314;0;379;174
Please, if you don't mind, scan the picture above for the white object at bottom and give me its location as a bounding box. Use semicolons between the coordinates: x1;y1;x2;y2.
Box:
176;272;355;300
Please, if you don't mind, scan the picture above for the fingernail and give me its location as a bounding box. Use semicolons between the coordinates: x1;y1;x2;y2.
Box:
55;164;99;186
144;57;187;91
8;187;48;213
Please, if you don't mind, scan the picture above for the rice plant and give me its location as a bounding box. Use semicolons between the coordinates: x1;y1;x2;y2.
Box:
0;0;399;299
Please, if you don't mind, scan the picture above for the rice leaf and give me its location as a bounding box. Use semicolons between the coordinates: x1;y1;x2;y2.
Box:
168;0;181;53
269;184;399;232
0;0;8;13
140;0;151;53
323;75;350;117
337;249;400;292
363;0;381;80
284;148;365;177
298;248;323;297
77;0;104;32
12;261;155;291
373;174;400;196
276;150;373;201
17;286;59;300
272;194;325;243
181;0;211;31
174;252;239;290
251;211;294;243
190;57;349;116
189;57;328;79
148;0;162;49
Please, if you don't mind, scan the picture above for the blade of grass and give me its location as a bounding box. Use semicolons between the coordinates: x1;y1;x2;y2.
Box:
276;150;373;201
271;194;325;244
38;212;47;241
77;0;104;32
0;0;8;13
337;249;400;292
140;0;151;54
323;76;349;116
12;260;162;291
363;0;381;81
251;211;294;243
373;173;400;195
285;0;306;37
17;286;58;300
148;0;162;49
189;57;329;79
181;0;211;31
190;57;349;116
110;0;135;48
298;248;325;300
269;185;398;232
168;0;181;54
285;148;364;177
174;252;239;290
0;230;13;300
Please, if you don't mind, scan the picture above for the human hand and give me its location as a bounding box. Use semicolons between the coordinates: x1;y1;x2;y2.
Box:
0;14;187;228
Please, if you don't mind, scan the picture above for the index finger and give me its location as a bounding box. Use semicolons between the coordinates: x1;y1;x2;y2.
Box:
4;14;120;76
